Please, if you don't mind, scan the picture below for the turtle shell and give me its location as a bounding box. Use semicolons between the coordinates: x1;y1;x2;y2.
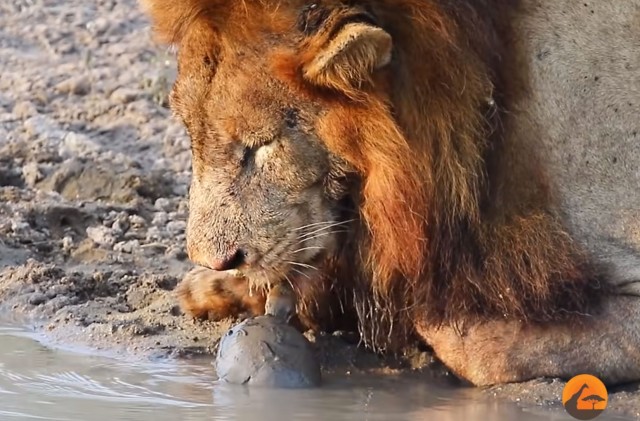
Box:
214;315;322;388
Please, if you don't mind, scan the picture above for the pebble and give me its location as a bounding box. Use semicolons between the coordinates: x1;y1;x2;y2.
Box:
0;113;17;124
110;87;140;104
114;240;139;254
23;115;66;141
55;75;91;96
165;245;188;261
86;17;110;36
59;132;101;158
61;236;74;252
154;197;171;211
129;215;146;228
12;101;38;119
28;292;47;306
151;212;168;225
111;215;130;235
11;219;31;234
145;226;165;241
22;162;43;187
166;220;186;236
87;225;118;247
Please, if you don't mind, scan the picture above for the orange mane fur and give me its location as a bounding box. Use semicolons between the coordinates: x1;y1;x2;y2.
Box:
143;0;604;351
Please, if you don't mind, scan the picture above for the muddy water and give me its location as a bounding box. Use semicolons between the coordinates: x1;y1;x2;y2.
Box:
0;325;623;421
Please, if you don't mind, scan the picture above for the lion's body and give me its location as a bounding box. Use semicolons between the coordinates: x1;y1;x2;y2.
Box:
508;2;640;289
141;0;640;387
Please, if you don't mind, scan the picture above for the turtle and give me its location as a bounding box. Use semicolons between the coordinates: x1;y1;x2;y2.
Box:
214;282;322;388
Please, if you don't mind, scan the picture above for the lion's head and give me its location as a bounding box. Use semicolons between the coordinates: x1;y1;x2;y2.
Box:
142;0;600;349
142;1;468;282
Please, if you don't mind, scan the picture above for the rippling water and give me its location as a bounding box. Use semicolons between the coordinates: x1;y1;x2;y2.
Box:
0;325;624;421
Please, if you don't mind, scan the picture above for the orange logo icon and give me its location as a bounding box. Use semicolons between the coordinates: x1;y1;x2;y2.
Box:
562;374;608;420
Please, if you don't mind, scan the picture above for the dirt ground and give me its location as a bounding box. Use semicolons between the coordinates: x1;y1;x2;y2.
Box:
0;1;638;419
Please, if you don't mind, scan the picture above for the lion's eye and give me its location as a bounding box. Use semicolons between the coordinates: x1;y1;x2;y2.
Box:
240;146;253;167
284;108;299;129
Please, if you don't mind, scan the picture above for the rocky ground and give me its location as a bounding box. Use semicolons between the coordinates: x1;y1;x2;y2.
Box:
0;0;638;419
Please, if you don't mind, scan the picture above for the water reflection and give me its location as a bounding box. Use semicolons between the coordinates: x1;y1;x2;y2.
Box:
0;326;625;421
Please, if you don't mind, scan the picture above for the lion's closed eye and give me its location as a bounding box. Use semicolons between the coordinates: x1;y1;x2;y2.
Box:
283;108;299;129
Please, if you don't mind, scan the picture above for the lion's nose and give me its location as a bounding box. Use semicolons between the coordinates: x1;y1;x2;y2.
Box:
209;248;246;271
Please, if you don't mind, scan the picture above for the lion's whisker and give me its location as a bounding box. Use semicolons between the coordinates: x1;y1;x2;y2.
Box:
292;219;354;232
290;267;311;279
282;274;296;290
293;220;339;232
297;220;355;240
286;261;320;272
298;230;343;242
293;229;348;246
291;245;325;254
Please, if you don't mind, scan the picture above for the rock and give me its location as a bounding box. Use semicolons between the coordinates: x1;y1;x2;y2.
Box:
24;115;66;141
145;226;165;241
128;214;146;228
110;87;140;104
10;219;31;235
61;236;74;252
59;132;101;158
215;315;322;388
28;292;47;306
154;197;171;211
114;240;139;254
12;101;38;119
35;159;168;204
86;17;110;36
166;220;186;236
151;211;168;225
87;225;117;247
111;215;130;235
55;75;91;96
22;162;43;187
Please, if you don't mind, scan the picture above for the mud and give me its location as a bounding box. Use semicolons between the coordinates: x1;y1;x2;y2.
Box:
0;0;638;419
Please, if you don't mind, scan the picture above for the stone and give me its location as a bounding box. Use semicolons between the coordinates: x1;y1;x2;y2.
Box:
87;226;117;247
55;75;91;96
110;87;140;104
215;315;321;389
22;162;43;187
166;220;186;236
213;283;317;388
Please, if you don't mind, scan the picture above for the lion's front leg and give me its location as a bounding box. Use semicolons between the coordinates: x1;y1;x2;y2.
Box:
417;294;640;386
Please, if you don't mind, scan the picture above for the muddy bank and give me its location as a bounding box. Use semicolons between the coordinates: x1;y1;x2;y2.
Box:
0;0;638;419
0;187;419;374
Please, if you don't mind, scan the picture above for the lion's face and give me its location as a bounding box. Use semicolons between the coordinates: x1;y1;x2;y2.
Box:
181;56;348;283
153;1;395;285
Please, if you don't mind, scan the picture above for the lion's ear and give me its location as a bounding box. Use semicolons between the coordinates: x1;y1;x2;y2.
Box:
303;23;392;93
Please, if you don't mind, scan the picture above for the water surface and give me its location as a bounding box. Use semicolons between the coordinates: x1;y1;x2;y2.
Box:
0;325;624;421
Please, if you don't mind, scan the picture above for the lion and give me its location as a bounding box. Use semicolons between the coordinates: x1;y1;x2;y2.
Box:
140;0;640;387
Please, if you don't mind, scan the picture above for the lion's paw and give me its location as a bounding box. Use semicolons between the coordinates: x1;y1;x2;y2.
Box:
175;266;266;321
